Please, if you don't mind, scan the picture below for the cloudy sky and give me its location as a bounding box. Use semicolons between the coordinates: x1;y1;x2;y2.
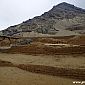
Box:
0;0;85;30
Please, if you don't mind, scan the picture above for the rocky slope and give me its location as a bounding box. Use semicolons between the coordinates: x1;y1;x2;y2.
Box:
2;2;85;37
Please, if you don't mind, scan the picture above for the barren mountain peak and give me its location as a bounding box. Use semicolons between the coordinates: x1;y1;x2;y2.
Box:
51;2;85;13
2;2;85;37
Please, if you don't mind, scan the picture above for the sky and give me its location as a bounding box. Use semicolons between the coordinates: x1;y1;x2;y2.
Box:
0;0;85;30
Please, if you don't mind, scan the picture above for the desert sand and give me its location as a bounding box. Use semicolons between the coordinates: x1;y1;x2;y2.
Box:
0;67;74;85
0;53;85;85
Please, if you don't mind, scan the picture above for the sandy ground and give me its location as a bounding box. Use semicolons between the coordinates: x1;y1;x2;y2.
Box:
0;53;85;69
0;67;74;85
0;53;85;85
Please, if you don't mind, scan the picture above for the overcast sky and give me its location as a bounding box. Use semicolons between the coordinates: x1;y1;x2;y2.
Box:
0;0;85;30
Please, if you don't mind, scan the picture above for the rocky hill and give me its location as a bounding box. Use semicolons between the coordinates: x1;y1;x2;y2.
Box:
2;2;85;37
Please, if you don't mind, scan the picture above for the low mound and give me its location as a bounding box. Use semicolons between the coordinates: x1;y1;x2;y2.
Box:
1;43;85;55
17;64;85;80
0;38;10;46
67;35;85;45
34;38;67;44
